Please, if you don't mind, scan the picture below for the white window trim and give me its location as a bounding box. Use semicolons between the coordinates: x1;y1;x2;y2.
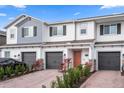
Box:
4;51;10;58
10;29;15;39
80;29;87;35
51;26;64;37
103;24;118;35
23;26;34;38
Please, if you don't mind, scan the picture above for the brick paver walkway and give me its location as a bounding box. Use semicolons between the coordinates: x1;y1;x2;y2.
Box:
80;71;124;88
0;70;62;88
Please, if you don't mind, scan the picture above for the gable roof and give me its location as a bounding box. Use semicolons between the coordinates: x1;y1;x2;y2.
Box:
4;14;26;29
4;14;48;29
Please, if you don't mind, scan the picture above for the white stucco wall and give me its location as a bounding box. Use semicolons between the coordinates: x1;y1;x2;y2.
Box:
76;21;95;40
96;21;124;42
7;26;17;44
42;23;75;42
1;47;42;61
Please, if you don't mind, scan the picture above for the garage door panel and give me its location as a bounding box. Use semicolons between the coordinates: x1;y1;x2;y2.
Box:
22;52;36;66
98;52;120;70
46;52;63;69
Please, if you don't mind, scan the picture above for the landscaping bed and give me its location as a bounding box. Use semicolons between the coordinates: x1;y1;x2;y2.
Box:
50;62;94;88
0;58;44;81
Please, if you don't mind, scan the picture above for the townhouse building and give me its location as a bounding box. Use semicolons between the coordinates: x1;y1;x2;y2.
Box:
0;13;124;71
0;31;6;46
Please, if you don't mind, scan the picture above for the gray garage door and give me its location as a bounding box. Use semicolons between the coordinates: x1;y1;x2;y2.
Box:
22;52;36;66
46;52;63;69
98;52;120;70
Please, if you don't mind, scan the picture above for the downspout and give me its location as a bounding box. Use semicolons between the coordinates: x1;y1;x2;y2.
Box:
73;20;76;41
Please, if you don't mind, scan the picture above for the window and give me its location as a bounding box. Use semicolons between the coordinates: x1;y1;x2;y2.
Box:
10;34;14;38
33;26;37;36
110;24;117;34
10;29;15;39
52;27;57;36
103;25;110;34
22;26;37;37
100;23;121;35
80;29;86;34
4;51;10;58
49;25;66;36
24;27;29;37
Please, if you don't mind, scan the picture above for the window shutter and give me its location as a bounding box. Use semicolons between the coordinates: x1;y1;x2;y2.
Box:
63;25;66;35
117;23;121;34
50;27;52;36
100;25;103;35
22;28;24;37
34;26;37;36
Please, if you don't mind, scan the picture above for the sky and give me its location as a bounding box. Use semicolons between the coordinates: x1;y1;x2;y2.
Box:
0;5;124;30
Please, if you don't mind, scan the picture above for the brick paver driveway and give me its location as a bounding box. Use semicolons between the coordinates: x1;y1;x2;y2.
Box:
80;71;124;88
0;70;62;88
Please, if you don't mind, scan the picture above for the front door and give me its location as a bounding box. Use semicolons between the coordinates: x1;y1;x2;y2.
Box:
73;51;81;67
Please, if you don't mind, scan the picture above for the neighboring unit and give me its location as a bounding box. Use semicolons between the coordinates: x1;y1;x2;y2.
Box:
0;31;6;46
0;31;6;57
1;13;124;71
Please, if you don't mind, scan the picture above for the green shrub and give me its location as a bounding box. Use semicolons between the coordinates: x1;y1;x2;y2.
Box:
20;64;26;74
63;73;70;88
0;67;4;80
51;63;92;88
83;66;91;76
67;68;75;87
15;65;20;75
74;68;81;83
77;64;83;71
56;76;65;88
5;66;14;77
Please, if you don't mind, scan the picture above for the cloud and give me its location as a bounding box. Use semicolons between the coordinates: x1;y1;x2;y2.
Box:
100;5;124;9
0;13;7;16
8;17;14;20
12;5;27;9
73;12;80;16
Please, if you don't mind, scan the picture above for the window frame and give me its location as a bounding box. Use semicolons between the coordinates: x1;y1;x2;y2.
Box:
22;26;37;38
4;51;10;58
50;26;65;36
23;27;30;37
80;29;87;35
10;29;15;39
102;24;118;35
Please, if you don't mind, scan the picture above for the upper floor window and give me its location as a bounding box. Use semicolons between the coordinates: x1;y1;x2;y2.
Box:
10;29;15;39
100;23;121;35
80;29;86;34
4;51;10;58
49;25;66;36
22;26;37;37
80;23;87;35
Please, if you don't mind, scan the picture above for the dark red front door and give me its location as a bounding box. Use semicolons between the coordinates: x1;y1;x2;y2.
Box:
73;51;81;67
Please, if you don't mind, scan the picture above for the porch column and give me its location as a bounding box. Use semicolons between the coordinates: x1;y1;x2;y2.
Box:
89;46;92;60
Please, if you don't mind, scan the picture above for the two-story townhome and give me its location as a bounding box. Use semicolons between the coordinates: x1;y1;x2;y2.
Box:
41;20;95;69
1;13;124;71
0;14;46;66
93;14;124;71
